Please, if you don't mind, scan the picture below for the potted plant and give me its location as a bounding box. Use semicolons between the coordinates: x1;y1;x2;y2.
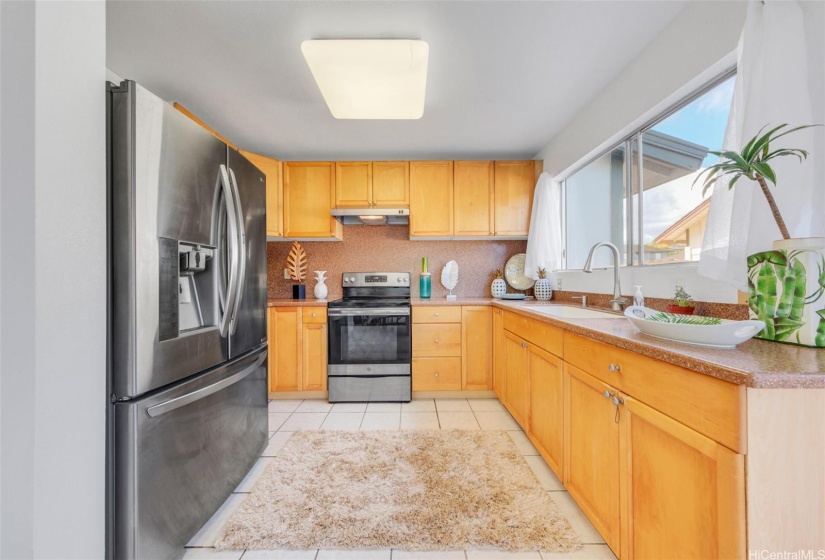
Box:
694;123;824;346
668;285;695;315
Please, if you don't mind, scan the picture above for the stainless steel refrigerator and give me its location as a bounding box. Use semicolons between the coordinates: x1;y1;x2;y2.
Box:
107;80;268;560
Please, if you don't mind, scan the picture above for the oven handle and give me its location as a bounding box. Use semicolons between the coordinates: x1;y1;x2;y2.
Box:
327;307;410;317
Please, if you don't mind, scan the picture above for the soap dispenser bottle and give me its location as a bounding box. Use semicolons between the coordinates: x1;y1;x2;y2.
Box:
633;285;645;307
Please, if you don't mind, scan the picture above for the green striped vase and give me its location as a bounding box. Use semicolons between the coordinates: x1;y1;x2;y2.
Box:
747;238;825;347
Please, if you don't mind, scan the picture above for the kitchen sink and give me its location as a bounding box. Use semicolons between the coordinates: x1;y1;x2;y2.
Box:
509;303;623;320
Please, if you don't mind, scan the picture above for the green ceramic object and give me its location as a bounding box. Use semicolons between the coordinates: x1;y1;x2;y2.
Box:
747;239;825;347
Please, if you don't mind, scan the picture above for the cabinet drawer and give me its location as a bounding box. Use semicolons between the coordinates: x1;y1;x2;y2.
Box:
564;332;745;453
412;306;462;324
412;357;462;391
412;324;462;357
503;310;563;357
302;307;327;324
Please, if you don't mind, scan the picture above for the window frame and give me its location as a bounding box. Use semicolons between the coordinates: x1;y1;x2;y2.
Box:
560;66;737;270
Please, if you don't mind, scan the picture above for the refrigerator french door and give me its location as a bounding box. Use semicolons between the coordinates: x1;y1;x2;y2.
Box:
108;80;268;560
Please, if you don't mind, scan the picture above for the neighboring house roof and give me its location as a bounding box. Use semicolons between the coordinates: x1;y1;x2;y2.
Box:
653;197;711;245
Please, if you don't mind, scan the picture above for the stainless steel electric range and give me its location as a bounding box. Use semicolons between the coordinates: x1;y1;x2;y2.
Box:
327;272;412;403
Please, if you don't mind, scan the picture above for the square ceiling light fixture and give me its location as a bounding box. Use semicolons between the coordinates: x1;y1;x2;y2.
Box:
301;39;429;120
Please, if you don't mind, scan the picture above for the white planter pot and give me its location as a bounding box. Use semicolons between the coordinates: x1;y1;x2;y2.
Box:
747;237;825;347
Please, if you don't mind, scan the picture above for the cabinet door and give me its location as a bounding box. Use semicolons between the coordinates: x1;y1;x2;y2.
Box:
494;160;535;236
462;306;492;390
409;161;453;237
268;307;301;391
620;395;745;560
335;161;372;207
503;331;529;429
240;150;282;238
564;363;621;553
493;308;506;400
302;322;328;391
372;161;409;207
283;162;340;238
454;161;494;237
528;344;563;478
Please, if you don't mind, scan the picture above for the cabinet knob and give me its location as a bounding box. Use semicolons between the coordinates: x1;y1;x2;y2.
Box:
311;312;316;318
434;312;440;317
608;363;621;373
434;372;439;377
434;339;439;343
603;390;612;399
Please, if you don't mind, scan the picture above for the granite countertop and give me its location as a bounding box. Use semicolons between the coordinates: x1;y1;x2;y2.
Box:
492;300;825;389
411;297;495;306
265;295;825;388
268;298;329;307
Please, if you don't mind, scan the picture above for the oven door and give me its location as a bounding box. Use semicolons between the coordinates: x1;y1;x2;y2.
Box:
327;307;411;374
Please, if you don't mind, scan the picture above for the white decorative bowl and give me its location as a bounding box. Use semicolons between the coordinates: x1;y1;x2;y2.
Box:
624;306;765;349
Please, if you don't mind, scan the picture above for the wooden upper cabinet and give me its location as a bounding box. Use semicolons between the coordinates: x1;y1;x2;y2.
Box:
372;161;409;206
335;161;372;207
283;162;342;239
454;161;495;237
409;161;454;237
494;160;535;236
240;150;283;238
335;161;409;208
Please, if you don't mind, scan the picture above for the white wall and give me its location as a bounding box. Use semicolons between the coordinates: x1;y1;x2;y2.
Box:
1;1;107;559
536;1;748;303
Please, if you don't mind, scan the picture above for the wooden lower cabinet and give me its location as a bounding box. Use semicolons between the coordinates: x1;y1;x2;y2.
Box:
268;306;328;393
527;344;563;478
620;395;745;560
564;363;622;553
461;306;492;390
268;307;301;392
412;357;462;391
503;331;529;429
302;322;327;391
563;361;745;559
492;308;506;400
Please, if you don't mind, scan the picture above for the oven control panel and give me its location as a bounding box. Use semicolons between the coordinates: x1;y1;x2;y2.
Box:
342;272;410;287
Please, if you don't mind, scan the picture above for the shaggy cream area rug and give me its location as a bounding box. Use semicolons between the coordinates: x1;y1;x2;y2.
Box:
215;430;581;552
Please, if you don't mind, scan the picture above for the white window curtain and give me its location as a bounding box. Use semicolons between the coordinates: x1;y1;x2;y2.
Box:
699;0;825;290
524;172;563;279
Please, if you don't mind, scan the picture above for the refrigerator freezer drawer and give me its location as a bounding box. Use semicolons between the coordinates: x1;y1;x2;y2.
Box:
113;347;268;560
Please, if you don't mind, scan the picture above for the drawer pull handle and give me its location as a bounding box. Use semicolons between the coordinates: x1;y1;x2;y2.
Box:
608;363;621;373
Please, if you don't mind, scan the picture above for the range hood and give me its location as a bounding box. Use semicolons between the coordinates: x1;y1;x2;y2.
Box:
330;208;410;225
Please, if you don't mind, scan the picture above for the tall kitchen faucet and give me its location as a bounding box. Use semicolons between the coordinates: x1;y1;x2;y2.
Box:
583;242;628;312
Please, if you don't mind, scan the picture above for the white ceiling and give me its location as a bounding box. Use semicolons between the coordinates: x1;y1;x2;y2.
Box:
106;1;689;161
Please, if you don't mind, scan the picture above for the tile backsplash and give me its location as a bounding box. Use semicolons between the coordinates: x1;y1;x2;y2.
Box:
267;225;527;300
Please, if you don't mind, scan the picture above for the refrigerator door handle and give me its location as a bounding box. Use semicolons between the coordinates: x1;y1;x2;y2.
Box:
218;164;240;338
146;349;267;418
227;167;246;336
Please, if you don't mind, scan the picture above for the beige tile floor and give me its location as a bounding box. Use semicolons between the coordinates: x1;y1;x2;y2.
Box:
184;398;616;560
